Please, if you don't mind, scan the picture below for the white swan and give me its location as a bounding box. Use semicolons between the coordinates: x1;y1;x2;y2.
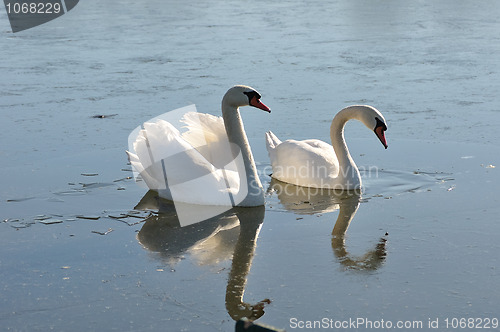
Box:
265;105;388;190
127;85;270;207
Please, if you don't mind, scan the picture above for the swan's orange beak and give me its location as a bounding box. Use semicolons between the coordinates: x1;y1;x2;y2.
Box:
375;126;388;149
250;96;271;113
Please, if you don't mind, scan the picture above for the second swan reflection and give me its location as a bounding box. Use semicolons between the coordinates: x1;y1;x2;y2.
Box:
268;178;387;271
135;191;271;321
133;180;387;324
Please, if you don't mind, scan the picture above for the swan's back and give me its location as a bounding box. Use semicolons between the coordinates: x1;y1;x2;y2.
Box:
266;132;340;188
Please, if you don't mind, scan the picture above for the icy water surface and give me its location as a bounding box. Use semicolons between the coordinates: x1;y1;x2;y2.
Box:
1;0;500;331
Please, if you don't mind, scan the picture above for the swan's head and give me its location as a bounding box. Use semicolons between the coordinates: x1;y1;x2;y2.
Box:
223;85;271;113
356;105;388;149
373;116;388;149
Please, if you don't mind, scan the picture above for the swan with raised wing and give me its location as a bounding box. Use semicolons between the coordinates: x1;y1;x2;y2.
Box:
127;85;270;206
266;105;387;190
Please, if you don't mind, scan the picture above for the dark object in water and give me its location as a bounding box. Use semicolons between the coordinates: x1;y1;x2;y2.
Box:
76;215;101;220
6;196;35;202
235;318;285;332
91;114;118;119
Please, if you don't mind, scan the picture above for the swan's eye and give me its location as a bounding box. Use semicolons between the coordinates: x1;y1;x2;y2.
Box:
374;117;387;131
243;91;261;104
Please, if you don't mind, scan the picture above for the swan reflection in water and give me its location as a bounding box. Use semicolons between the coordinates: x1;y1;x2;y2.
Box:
134;191;270;321
268;178;387;271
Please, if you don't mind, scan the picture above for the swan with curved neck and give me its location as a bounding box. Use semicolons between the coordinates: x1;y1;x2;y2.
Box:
265;105;387;190
127;85;270;206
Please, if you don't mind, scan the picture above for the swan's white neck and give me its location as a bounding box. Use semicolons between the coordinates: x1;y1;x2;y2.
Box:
222;99;264;206
330;106;365;189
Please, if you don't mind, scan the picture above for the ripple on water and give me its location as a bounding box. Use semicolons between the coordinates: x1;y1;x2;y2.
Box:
362;169;453;197
263;168;452;214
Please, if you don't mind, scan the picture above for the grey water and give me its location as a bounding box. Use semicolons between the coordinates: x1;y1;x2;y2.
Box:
1;0;500;331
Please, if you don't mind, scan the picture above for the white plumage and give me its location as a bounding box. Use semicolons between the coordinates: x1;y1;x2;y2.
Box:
127;85;270;206
266;105;388;190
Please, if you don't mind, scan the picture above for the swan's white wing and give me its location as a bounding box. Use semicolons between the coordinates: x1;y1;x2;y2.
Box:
270;138;339;188
180;112;236;168
181;112;226;146
127;119;243;206
127;122;176;192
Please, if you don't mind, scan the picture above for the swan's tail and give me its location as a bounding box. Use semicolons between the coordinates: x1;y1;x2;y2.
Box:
265;131;281;166
265;131;281;150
